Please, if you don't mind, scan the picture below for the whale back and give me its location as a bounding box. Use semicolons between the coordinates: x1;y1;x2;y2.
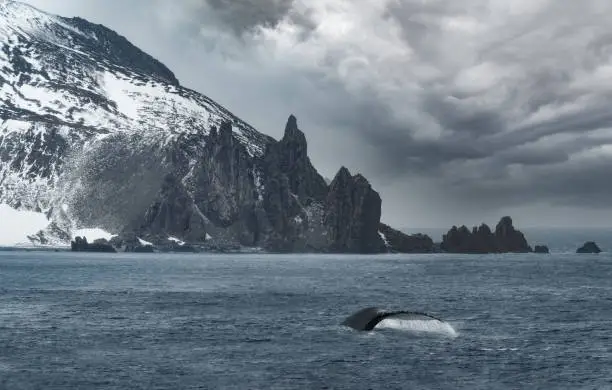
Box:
341;307;385;331
342;307;443;331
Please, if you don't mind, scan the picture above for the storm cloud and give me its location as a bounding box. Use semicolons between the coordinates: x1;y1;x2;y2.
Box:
24;0;612;227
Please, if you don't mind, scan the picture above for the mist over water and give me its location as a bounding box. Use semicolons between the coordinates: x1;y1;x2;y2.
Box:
1;245;611;389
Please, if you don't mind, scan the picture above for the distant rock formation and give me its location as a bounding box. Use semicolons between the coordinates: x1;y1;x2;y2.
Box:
533;245;550;254
441;216;531;254
71;236;116;253
378;223;434;253
576;241;601;254
494;216;531;253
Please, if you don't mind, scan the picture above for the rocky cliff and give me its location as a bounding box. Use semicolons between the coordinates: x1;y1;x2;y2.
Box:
0;2;423;253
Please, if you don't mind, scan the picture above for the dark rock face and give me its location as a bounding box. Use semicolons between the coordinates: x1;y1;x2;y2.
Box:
441;217;531;254
324;167;386;253
379;223;434;253
494;216;531;253
534;245;550;254
441;225;472;253
71;236;116;253
441;224;498;254
253;115;331;252
275;115;329;202
577;241;601;254
140;174;208;243
59;115;393;255
189;122;257;230
132;245;155;253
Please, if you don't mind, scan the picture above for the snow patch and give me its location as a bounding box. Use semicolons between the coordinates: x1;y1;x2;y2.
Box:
138;237;153;246
102;71;139;119
379;231;390;247
0;119;30;135
168;236;185;246
0;204;50;247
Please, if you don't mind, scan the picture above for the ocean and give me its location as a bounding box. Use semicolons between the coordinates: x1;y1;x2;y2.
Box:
1;247;611;389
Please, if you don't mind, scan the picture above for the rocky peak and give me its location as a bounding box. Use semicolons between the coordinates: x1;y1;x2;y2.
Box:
494;216;530;253
477;223;492;235
330;166;352;188
264;115;328;202
324;166;385;253
283;115;304;142
495;216;514;236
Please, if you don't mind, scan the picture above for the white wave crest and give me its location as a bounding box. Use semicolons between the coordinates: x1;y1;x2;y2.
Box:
376;318;458;338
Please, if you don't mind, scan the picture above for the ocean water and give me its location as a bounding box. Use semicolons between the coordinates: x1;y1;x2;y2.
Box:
1;251;611;389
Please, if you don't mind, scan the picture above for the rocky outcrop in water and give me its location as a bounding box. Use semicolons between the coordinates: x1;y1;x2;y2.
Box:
378;223;435;253
494;216;531;253
533;245;550;254
576;241;601;254
441;216;532;254
71;236;116;253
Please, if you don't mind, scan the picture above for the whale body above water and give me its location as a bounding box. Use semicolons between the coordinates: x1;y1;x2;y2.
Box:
342;307;445;331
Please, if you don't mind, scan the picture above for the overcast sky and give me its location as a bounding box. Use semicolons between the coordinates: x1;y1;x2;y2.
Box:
23;0;612;229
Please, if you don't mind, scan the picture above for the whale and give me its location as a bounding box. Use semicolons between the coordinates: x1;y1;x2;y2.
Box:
342;307;445;331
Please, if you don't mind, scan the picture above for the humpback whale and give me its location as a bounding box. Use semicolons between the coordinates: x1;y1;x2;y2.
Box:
342;307;445;331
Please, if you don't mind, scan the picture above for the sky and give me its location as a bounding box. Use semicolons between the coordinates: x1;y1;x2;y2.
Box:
22;0;612;229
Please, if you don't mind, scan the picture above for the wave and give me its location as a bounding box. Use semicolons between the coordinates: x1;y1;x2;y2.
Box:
375;318;459;338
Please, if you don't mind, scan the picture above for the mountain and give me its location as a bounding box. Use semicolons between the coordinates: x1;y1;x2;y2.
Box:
0;1;428;253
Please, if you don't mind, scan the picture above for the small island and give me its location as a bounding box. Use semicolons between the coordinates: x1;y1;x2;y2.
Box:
576;241;602;254
71;237;116;253
439;216;547;254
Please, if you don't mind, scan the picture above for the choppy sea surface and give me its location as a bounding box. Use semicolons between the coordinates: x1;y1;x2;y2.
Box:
1;246;611;389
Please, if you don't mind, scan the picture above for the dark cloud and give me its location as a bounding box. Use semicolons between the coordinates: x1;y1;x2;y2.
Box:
204;0;294;35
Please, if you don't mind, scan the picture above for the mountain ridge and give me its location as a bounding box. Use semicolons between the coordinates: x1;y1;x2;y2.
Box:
0;1;428;253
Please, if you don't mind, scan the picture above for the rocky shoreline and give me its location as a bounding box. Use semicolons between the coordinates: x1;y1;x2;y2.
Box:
70;215;606;255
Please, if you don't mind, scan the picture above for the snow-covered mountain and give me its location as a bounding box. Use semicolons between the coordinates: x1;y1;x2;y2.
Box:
1;0;269;206
0;0;426;253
